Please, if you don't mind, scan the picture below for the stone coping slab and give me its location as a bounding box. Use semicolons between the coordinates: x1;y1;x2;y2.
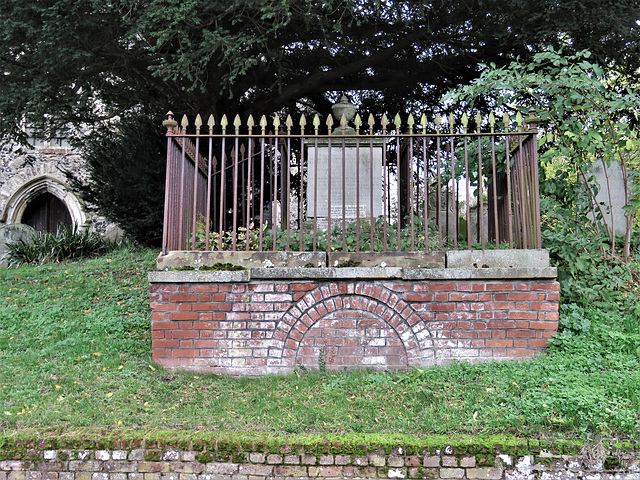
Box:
446;249;550;268
149;266;557;283
157;249;551;271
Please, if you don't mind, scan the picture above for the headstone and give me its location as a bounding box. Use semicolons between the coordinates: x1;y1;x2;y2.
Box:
0;223;36;267
590;159;633;235
306;140;384;223
306;97;383;227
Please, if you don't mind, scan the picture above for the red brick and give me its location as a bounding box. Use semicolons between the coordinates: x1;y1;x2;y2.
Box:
151;313;167;321
508;292;538;301
546;292;561;301
406;293;434;302
172;330;198;339
485;301;515;310
485;282;515;291
171;312;198;321
429;303;456;312
531;302;558;311
449;292;479;302
528;339;550;348
544;312;560;321
150;284;177;293
154;339;179;348
507;330;536;338
152;321;177;330
486;339;513;348
428;283;456;292
192;284;219;293
530;321;557;330
509;311;537;320
150;303;176;312
170;293;198;302
487;320;514;329
172;349;197;357
507;348;535;357
531;282;560;291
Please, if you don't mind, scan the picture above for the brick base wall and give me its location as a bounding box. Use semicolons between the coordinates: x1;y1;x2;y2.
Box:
149;269;560;375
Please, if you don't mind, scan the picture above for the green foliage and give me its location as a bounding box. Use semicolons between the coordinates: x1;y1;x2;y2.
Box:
6;227;117;266
196;215;442;253
68;115;167;247
2;1;639;143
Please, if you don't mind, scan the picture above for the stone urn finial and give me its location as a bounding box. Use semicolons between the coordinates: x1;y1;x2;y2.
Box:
331;96;357;133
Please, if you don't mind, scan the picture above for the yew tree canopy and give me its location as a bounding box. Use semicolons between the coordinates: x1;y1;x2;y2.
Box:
1;0;639;141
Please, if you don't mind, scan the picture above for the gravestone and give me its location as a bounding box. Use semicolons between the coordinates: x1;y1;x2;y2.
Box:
0;223;36;267
306;97;383;227
590;159;633;235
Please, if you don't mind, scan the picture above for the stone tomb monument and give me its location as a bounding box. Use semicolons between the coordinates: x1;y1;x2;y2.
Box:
306;97;383;227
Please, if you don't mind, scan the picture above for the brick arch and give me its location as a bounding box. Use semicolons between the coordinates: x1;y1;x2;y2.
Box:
275;283;434;370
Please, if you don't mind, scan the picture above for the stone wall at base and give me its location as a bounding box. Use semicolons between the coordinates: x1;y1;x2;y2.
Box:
1;440;639;480
149;264;559;375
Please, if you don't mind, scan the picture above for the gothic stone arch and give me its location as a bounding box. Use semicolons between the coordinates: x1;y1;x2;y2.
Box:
1;175;88;231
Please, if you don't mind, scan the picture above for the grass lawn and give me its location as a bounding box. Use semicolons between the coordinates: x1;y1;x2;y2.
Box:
0;246;638;438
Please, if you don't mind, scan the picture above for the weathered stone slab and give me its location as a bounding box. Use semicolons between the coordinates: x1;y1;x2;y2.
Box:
0;223;36;268
403;267;557;280
328;251;445;268
250;266;403;280
156;250;326;270
446;249;550;269
148;270;249;283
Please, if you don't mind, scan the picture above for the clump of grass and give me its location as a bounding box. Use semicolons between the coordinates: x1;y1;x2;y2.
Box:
5;227;124;266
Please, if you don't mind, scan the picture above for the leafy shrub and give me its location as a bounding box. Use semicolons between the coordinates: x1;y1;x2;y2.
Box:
68;114;166;247
6;227;116;265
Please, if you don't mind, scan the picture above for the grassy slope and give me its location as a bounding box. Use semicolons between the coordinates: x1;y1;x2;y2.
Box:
0;247;638;438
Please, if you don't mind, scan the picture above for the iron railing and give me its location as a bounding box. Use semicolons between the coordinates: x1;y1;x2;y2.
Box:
161;110;541;255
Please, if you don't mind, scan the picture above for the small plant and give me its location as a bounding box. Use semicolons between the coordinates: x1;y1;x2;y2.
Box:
6;227;114;265
335;259;361;268
318;346;326;374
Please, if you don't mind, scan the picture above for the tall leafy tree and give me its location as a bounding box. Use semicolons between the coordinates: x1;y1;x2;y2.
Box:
1;0;639;139
1;0;638;245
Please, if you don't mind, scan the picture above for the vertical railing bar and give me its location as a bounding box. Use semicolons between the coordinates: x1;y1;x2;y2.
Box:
355;136;361;252
530;134;542;248
218;138;227;251
259;136;266;251
369;134;375;252
463;136;471;249
232;141;239;251
505;135;513;248
478;136;485;249
409;136;415;251
490;133;499;248
341;136;347;252
178;135;187;250
436;137;442;250
206;139;213;251
396;132;402;252
246;140;253;252
382;135;388;251
272;134;279;251
517;134;528;249
313;137;319;252
161;136;173;255
191;134;201;250
450;138;458;250
286;136;292;251
327;137;332;253
299;136;305;252
423;137;429;252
